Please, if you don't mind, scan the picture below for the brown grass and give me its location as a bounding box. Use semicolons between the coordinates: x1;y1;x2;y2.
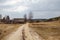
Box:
29;21;60;40
0;24;22;39
0;21;60;40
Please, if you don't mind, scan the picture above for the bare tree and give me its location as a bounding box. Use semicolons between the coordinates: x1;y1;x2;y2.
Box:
0;14;2;19
5;16;10;23
6;16;10;20
24;14;27;22
29;11;33;22
0;14;2;23
2;17;5;23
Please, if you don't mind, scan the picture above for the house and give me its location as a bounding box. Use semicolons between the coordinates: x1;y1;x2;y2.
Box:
12;18;25;23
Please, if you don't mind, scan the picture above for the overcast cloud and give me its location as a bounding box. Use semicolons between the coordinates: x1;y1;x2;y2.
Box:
0;0;60;19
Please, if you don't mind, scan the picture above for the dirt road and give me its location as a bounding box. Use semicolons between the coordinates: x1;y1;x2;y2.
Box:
1;23;43;40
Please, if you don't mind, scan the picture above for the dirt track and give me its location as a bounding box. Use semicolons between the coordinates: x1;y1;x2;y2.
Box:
1;23;43;40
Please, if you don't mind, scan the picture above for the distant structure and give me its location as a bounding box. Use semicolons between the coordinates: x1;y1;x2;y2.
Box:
28;11;33;22
1;15;26;24
1;12;59;24
13;18;25;24
1;15;10;23
2;17;5;22
5;16;10;23
24;14;27;22
0;14;2;23
0;14;2;19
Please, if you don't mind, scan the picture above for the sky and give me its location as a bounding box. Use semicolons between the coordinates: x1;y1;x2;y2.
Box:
0;0;60;19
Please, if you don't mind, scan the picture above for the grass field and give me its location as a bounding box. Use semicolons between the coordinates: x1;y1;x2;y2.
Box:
0;24;23;39
29;21;60;40
0;21;60;40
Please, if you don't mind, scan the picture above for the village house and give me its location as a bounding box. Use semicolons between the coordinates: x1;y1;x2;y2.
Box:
12;18;25;24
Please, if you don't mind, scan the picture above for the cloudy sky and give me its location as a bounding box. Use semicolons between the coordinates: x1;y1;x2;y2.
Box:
0;0;60;19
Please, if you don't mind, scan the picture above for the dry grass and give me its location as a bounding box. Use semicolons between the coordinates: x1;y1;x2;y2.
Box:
0;21;60;40
0;24;23;39
29;21;60;40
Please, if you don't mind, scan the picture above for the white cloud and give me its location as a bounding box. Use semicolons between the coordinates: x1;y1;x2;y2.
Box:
4;1;17;5
15;6;28;12
0;1;15;5
0;0;24;5
2;6;29;12
0;0;42;6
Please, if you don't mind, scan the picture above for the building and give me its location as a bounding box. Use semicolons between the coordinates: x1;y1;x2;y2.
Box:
12;18;25;24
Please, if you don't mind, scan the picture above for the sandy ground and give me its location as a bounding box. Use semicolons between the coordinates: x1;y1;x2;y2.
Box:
1;23;43;40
